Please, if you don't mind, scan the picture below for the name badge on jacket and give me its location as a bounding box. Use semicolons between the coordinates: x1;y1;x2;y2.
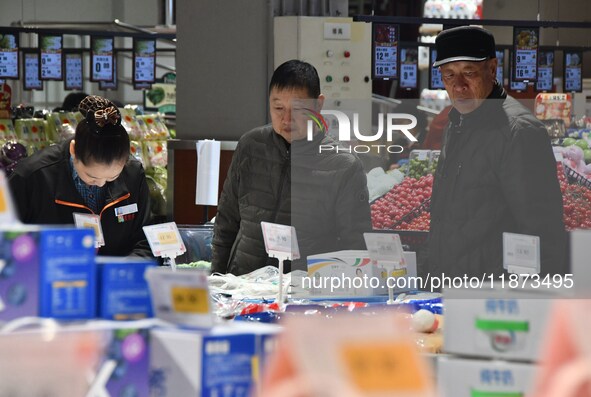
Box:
114;203;138;223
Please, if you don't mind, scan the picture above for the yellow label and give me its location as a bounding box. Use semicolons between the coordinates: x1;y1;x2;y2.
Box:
53;280;87;289
391;269;407;278
158;231;178;245
83;222;99;236
340;342;427;392
171;286;209;314
0;190;7;212
251;355;260;382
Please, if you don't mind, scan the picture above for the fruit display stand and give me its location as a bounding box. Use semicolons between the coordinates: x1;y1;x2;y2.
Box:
557;162;591;230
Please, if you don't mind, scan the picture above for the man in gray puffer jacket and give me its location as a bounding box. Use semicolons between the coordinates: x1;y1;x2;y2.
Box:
428;26;567;278
212;60;372;275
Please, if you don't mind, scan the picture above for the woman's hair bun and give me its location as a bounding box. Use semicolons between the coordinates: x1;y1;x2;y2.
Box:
78;95;121;129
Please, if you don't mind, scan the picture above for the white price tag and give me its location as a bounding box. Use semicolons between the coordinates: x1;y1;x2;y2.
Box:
73;212;104;248
24;53;42;89
503;232;540;274
363;233;404;263
375;46;398;78
400;63;417;88
261;221;300;260
143;222;186;258
145;267;214;328
0;50;18;79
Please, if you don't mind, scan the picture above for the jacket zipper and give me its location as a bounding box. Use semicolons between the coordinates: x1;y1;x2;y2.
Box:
271;149;290;222
55;192;131;219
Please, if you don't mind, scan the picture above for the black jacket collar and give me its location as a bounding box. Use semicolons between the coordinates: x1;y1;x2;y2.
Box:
449;82;507;127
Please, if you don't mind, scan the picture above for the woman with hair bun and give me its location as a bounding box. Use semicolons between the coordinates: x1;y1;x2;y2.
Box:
9;95;152;257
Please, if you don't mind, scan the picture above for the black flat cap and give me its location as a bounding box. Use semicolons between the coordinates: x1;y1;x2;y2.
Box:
433;26;496;67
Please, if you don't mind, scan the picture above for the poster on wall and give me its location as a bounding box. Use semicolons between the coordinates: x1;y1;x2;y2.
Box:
512;27;539;82
64;51;83;91
563;50;582;93
90;36;114;82
429;48;444;90
372;23;399;80
0;33;19;79
536;50;554;92
23;51;43;91
133;38;156;84
39;34;63;80
399;46;418;89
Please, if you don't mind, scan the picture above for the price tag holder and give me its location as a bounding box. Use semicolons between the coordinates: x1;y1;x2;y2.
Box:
536;50;554;92
364;232;406;304
64;51;83;91
90;36;114;82
261;221;300;306
429;48;444;89
564;50;583;93
132;38;156;84
23;51;42;91
145;267;214;328
495;50;504;85
503;232;540;274
261;221;300;260
512;27;539;82
39;34;63;80
400;46;418;89
73;212;104;248
0;33;19;80
372;23;399;80
143;222;186;259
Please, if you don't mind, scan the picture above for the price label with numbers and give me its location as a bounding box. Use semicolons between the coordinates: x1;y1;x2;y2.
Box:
65;52;83;90
0;33;18;79
39;35;62;80
143;222;186;258
261;221;300;260
133;38;156;83
503;232;540;274
364;232;404;265
536;51;554;91
513;27;539;81
430;48;444;89
373;24;399;79
145;267;213;328
91;37;114;82
564;51;582;92
496;50;504;85
400;47;418;89
23;52;42;90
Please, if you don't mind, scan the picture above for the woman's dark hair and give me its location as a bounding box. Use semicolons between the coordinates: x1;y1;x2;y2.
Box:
74;95;130;165
269;60;321;98
61;92;89;112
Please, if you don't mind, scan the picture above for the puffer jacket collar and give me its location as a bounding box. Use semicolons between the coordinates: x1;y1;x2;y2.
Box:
448;82;507;128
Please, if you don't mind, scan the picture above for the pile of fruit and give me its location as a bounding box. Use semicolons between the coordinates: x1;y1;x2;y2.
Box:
371;174;433;230
556;161;591;230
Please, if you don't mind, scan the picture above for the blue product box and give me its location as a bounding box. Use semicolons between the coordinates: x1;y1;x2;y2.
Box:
149;322;281;397
97;256;157;320
0;226;96;321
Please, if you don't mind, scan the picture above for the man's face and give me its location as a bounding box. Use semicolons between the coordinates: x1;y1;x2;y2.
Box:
440;59;498;114
269;87;324;143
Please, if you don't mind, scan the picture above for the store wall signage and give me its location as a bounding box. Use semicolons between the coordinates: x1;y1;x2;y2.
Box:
64;51;83;91
133;38;156;84
0;33;19;79
509;51;527;92
399;46;418;89
495;50;504;85
23;51;43;91
91;36;114;82
429;48;444;89
536;50;554;92
372;23;399;80
98;56;117;91
512;27;539;82
564;50;582;93
39;34;63;80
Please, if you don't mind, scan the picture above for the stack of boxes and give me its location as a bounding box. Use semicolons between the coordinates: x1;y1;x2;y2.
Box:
438;287;557;396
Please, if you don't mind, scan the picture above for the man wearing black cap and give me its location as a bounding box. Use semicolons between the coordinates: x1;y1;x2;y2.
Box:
428;26;566;278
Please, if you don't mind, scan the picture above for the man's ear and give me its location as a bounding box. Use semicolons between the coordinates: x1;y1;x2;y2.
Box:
69;140;76;158
316;94;325;111
488;58;498;79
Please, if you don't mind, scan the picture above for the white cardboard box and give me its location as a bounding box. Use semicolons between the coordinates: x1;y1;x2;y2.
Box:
443;287;556;361
306;250;417;296
438;355;538;397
